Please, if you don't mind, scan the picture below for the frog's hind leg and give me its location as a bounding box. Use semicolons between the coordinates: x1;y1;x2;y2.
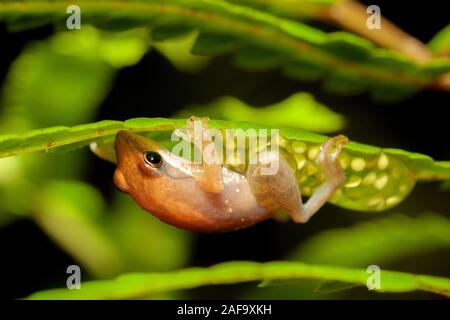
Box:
293;135;348;222
246;135;348;223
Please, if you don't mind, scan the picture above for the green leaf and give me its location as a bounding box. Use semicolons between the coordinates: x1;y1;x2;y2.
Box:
106;191;192;271
233;45;285;71
1;0;449;99
175;93;346;133
151;24;195;41
191;32;242;55
429;24;450;55
26;261;450;299
0;157;35;225
154;31;211;73
1;117;448;178
323;31;372;62
283;60;326;81
288;213;450;267
34;180;124;278
5;13;56;32
323;70;367;96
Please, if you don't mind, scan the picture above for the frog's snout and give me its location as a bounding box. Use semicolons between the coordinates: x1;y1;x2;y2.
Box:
115;130;135;160
115;130;132;149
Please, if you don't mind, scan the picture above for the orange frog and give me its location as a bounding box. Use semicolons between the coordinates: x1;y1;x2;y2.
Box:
112;117;348;233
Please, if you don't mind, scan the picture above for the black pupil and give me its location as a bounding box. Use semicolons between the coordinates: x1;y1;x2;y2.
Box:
145;151;162;165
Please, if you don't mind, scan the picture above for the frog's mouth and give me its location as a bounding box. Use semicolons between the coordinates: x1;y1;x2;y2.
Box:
115;130;136;164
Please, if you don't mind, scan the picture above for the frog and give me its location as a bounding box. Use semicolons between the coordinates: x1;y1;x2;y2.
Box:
113;117;348;232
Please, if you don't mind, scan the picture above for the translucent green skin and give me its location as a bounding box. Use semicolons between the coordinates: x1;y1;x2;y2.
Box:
283;138;415;212
224;136;415;212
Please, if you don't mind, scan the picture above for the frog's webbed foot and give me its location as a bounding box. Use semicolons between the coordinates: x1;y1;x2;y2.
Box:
316;135;349;188
246;135;348;223
292;134;349;222
178;116;224;193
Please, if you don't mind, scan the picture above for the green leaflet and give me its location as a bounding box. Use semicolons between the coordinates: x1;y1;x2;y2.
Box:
153;31;212;73
26;260;450;299
192;32;242;55
151;24;195;41
0;117;448;181
288;213;450;267
34;180;125;278
0;117;438;169
1;1;450;101
106;191;192;272
429;24;450;55
0;117;449;212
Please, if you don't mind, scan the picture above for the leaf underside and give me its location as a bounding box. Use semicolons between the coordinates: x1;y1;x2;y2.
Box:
0;117;449;182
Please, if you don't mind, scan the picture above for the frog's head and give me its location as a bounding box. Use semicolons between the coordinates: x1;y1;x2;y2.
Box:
113;131;169;193
114;130;209;230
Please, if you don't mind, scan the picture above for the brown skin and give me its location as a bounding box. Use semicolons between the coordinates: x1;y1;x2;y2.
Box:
113;131;271;233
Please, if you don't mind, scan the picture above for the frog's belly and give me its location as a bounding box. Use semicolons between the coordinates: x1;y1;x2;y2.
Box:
156;169;273;232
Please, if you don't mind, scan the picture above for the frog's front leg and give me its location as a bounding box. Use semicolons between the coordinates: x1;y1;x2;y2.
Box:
178;116;224;193
246;135;349;223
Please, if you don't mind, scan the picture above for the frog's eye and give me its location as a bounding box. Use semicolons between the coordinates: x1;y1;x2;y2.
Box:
143;151;163;168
